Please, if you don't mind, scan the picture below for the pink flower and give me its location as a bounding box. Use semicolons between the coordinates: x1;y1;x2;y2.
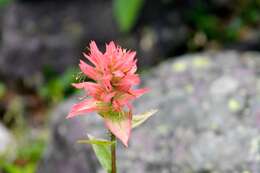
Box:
67;41;149;146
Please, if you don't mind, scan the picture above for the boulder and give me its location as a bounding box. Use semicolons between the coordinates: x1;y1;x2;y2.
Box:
0;0;118;85
0;123;16;159
38;51;260;173
37;97;105;173
0;0;189;87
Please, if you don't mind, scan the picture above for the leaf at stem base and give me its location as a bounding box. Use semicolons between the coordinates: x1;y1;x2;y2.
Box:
78;134;113;173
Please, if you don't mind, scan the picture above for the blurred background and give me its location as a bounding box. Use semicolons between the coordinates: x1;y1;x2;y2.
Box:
0;0;260;173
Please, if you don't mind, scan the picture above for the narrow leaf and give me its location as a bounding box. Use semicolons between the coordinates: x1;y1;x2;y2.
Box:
132;109;158;128
113;0;144;32
83;134;112;173
77;139;115;145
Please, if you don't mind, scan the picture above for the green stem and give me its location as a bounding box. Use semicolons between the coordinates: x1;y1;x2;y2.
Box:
110;132;117;173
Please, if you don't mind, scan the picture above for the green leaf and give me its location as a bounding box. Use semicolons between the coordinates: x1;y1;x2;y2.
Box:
113;0;144;33
132;109;158;128
77;139;115;145
81;134;113;173
0;0;12;7
0;82;6;99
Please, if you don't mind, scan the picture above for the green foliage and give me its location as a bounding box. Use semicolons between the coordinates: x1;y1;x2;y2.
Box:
84;134;113;173
39;68;78;104
101;109;125;122
0;162;36;173
113;0;144;33
81;109;158;172
225;18;242;41
0;139;45;173
0;82;6;99
78;137;115;146
0;0;12;7
240;0;260;25
17;140;45;163
187;0;260;47
3;96;26;129
187;3;221;40
132;109;157;128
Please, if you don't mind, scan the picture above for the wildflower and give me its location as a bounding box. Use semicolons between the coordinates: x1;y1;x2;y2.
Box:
67;41;148;146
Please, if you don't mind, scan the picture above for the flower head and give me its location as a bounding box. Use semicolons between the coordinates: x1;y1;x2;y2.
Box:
67;41;149;146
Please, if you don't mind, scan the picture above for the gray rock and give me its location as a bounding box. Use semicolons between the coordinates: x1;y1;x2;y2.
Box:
37;51;260;173
37;97;104;173
0;1;118;84
0;1;189;87
0;123;16;159
210;76;239;97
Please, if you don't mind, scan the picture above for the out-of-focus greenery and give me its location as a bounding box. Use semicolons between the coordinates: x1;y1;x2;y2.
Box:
0;0;12;6
0;68;78;173
112;0;260;50
0;0;259;172
186;0;260;50
0;139;45;173
240;0;260;25
188;4;222;40
188;2;257;41
3;96;25;129
0;82;6;99
113;0;144;33
38;68;79;104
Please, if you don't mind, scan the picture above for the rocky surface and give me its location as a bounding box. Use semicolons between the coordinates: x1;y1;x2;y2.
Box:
37;51;260;173
1;0;260;89
0;123;16;158
0;0;190;87
0;0;118;84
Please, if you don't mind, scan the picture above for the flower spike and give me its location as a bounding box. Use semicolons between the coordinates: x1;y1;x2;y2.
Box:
67;41;149;146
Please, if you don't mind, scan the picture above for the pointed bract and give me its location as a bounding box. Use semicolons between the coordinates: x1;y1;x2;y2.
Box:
79;60;99;80
104;112;132;147
66;99;98;119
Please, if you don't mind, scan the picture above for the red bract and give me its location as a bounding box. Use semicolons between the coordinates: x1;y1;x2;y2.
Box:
67;41;149;146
